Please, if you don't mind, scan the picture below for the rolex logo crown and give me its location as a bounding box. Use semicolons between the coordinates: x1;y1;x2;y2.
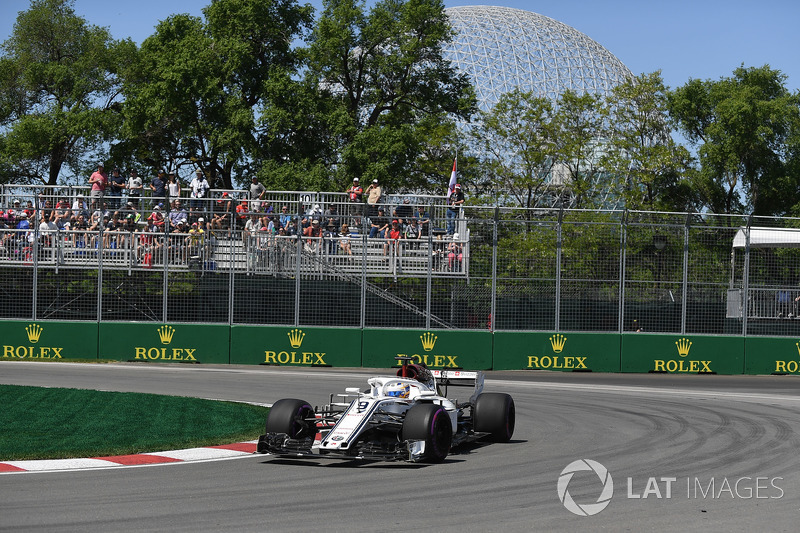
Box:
288;329;305;349
158;325;176;345
675;337;692;357
420;332;437;352
26;323;43;344
549;333;566;353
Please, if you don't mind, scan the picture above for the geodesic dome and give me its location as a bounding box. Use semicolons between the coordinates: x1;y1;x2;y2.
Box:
443;6;633;112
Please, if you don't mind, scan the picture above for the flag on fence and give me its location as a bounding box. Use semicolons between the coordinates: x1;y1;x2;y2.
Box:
446;157;457;198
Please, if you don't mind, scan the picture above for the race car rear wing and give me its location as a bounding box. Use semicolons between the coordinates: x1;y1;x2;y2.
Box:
431;370;484;402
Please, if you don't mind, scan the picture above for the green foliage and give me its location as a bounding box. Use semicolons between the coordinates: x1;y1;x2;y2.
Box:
0;0;133;184
668;65;800;215
118;0;313;188
298;0;476;192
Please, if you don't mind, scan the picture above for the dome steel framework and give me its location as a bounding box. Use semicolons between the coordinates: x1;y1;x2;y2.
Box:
443;5;633;112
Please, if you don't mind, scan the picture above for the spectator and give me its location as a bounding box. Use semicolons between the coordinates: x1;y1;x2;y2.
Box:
50;198;71;230
346;177;364;226
167;200;187;231
384;219;402;256
189;169;210;215
366;178;382;211
303;219;323;253
446;183;464;235
211;193;231;232
147;205;165;231
71;194;89;222
249;176;265;212
369;208;389;239
244;213;261;250
88;163;108;211
339;223;352;255
323;222;338;256
167;172;181;201
151;169;166;207
447;233;463;271
108;167;126;210
127;169;143;208
323;203;340;230
279;205;292;229
415;205;430;236
404;217;421;247
396;198;413;225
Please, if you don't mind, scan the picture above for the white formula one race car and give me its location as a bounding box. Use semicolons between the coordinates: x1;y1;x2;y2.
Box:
256;357;515;463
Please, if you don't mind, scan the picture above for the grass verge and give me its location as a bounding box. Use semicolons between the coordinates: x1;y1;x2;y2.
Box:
0;385;269;461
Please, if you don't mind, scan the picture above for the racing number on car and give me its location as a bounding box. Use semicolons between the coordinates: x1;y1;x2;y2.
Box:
357;401;369;412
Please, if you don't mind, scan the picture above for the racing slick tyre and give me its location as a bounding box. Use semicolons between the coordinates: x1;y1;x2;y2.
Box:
401;403;452;463
265;398;316;439
473;392;515;442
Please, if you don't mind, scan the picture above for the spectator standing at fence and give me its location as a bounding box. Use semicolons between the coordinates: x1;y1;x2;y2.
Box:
167;172;181;201
249;176;265;212
151;169;166;207
189;169;210;215
108;167;126;210
127;169;143;208
446;183;464;235
89;163;108;211
347;178;364;226
366;179;382;216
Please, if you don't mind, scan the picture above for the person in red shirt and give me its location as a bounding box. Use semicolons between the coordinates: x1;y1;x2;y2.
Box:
346;177;363;226
88;163;108;211
383;219;403;256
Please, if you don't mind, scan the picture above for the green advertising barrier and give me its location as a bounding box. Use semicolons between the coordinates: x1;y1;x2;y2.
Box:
362;329;493;370
230;325;362;367
744;337;800;375
621;333;744;374
492;332;620;372
98;322;230;364
0;320;98;361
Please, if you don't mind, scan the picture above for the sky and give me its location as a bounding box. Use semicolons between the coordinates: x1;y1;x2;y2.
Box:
1;0;798;93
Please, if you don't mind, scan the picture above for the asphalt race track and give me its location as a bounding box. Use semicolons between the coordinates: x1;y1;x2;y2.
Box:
2;361;800;532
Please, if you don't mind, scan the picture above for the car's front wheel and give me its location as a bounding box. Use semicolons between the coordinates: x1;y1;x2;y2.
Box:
265;398;316;439
473;392;515;442
401;403;452;462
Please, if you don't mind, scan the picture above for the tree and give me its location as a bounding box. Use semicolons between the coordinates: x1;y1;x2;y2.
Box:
301;0;476;192
119;0;312;188
668;65;800;215
549;90;607;209
603;71;696;211
0;0;133;185
470;89;555;209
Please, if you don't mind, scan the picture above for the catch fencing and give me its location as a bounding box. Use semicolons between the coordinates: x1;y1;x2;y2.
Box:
1;185;798;336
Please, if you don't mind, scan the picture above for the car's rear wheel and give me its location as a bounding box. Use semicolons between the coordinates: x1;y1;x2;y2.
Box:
473;392;515;442
401;403;452;462
265;398;316;439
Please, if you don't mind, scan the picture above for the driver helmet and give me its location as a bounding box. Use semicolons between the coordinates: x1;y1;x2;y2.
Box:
385;381;411;399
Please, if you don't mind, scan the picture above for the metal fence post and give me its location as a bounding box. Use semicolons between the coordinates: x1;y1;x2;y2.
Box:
555;209;563;331
361;231;368;329
742;215;753;337
681;214;690;334
618;210;628;333
490;208;498;332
